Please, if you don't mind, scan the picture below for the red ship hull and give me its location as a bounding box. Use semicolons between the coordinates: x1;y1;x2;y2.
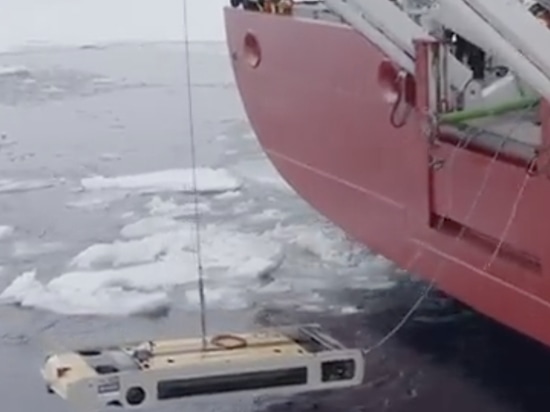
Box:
224;8;550;346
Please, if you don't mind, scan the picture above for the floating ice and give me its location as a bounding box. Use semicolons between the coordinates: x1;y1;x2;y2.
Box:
271;223;368;267
248;209;287;222
72;223;283;278
0;66;31;77
13;241;65;258
120;217;188;239
231;157;295;193
2;219;284;316
146;196;211;218
81;168;242;194
252;175;293;192
214;191;241;201
1;210;397;317
66;191;128;210
70;231;185;270
265;223;397;293
0;179;56;194
339;306;359;314
233;200;255;215
0;271;170;317
183;286;249;311
0;226;14;240
146;197;179;215
338;254;398;290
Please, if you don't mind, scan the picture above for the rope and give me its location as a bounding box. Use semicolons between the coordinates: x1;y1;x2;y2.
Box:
182;0;208;352
362;100;539;355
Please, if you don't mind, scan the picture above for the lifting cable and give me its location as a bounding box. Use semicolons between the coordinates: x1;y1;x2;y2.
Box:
182;0;249;352
182;0;209;351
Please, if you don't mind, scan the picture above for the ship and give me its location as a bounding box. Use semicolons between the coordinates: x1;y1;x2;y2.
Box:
224;0;550;347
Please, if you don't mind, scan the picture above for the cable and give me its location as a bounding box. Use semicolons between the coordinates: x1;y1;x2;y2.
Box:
182;0;209;352
362;100;539;355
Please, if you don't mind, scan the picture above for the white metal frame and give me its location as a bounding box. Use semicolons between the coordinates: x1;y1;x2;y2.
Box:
42;324;365;411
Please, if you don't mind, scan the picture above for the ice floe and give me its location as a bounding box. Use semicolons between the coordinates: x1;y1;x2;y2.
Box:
81;168;241;194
